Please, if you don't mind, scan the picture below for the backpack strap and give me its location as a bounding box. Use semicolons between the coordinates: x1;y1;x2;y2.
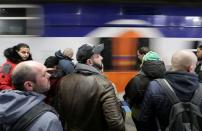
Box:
156;79;180;104
10;102;57;131
191;83;202;105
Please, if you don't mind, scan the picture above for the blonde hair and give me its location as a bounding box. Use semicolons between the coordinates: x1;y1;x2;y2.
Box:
63;48;73;59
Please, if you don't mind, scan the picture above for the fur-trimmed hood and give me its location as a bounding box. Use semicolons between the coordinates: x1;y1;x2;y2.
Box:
4;47;32;64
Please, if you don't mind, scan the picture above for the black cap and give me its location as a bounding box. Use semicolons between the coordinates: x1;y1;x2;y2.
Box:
76;44;104;63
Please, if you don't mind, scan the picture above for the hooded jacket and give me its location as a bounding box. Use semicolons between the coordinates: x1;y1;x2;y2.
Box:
0;48;32;90
55;50;74;75
0;90;63;131
136;71;200;131
59;63;125;131
124;60;166;107
141;60;166;79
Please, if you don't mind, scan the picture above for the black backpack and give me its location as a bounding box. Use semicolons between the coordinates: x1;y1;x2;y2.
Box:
0;102;57;131
123;73;150;107
156;79;202;131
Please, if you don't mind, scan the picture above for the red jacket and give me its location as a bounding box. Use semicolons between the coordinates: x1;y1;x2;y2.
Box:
0;60;16;90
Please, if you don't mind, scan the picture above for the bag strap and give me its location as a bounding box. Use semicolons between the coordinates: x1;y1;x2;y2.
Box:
10;102;57;131
191;83;202;105
156;79;180;104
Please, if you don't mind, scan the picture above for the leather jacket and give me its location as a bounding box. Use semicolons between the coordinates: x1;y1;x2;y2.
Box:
59;63;125;131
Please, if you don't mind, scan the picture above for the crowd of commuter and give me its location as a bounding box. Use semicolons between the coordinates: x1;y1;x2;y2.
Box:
0;43;202;131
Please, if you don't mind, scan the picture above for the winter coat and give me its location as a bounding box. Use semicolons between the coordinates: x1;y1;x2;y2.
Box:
124;60;166;107
0;48;32;90
136;71;200;131
55;50;74;75
59;63;125;131
0;90;63;131
123;60;166;124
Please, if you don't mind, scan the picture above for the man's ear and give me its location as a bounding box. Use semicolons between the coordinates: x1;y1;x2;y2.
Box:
24;81;33;91
187;65;194;73
86;59;93;65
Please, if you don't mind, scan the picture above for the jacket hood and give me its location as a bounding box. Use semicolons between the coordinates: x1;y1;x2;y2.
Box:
0;90;45;125
166;71;199;101
4;47;32;63
55;50;65;59
55;50;73;60
74;63;101;75
142;60;166;79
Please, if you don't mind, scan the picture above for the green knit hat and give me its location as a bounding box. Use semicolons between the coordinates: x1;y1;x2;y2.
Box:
142;51;161;62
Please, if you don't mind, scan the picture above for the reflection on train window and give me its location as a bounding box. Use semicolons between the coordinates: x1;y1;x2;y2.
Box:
0;20;25;35
0;5;43;36
100;37;149;71
0;8;25;17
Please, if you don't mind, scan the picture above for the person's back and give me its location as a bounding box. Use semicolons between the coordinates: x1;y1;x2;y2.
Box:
123;51;166;123
137;50;200;131
58;44;125;131
0;61;63;131
55;48;74;75
155;78;202;131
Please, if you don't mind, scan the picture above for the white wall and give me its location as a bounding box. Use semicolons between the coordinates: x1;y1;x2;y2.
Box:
0;37;97;65
0;37;199;67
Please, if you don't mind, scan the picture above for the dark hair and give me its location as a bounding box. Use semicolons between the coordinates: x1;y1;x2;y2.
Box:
44;56;59;68
76;44;104;63
4;43;32;63
198;45;202;50
138;47;150;55
13;43;30;51
12;66;36;91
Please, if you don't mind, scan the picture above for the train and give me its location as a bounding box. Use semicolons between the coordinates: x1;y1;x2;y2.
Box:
0;3;201;96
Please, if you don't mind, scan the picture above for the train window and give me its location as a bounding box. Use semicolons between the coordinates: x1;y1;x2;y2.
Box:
100;37;149;71
0;5;43;36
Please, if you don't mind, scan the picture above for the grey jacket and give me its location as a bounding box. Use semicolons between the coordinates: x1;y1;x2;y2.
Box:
0;90;63;131
59;63;125;131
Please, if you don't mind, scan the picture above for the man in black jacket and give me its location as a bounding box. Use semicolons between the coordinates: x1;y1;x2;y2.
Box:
58;44;125;131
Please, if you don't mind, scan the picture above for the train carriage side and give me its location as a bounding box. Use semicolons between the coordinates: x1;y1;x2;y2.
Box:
0;4;202;97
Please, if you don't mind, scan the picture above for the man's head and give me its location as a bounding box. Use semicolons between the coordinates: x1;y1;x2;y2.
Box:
76;44;104;70
137;46;150;61
142;51;161;62
12;61;51;93
63;48;74;60
171;50;197;72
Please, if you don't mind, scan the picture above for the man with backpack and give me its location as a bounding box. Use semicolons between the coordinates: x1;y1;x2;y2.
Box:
0;61;63;131
136;50;202;131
